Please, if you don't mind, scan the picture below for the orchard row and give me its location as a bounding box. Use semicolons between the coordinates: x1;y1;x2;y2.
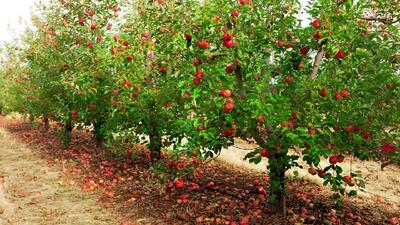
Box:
0;0;399;215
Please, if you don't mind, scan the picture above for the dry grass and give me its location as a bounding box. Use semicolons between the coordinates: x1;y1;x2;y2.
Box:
0;127;123;225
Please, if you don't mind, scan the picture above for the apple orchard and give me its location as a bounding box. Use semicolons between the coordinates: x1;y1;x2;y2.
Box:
0;0;399;224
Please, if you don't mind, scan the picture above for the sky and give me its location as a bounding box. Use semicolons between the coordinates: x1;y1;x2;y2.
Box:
0;0;310;47
0;0;39;46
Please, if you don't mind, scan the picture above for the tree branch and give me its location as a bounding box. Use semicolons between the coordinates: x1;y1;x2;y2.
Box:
361;16;399;25
310;45;326;79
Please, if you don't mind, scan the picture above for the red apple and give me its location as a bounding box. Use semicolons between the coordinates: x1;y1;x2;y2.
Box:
257;114;265;123
308;167;317;175
175;179;185;188
312;18;321;29
347;179;356;186
193;78;201;85
345;212;354;220
193;58;202;66
333;93;341;100
328;217;337;223
224;102;234;112
343;175;352;183
225;129;235;137
78;17;85;25
253;179;260;186
362;131;370;140
388;217;398;225
142;32;150;38
223;32;233;41
87;10;94;17
381;143;396;153
195;70;204;79
319;88;328;97
224;40;234;48
313;32;324;39
71;110;78;118
126;55;134;62
300;46;309;55
277;41;285;47
184;33;192;41
231;10;239;17
342;89;350;98
122;81;132;87
386;83;393;89
111;47;119;55
298;61;305;69
226;65;234;74
258;187;267;195
122;40;129;47
329;155;339;164
192;159;201;165
284;76;293;84
335;49;346;59
223;89;232;97
308;129;316;135
125;149;132;158
345;125;354;132
260;148;268;157
87;41;94;48
196;40;210;49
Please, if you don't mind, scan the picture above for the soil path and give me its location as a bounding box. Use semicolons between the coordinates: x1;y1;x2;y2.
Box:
0;127;124;225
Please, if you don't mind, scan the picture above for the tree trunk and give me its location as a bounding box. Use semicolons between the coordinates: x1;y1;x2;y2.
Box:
43;116;50;131
268;150;288;224
29;114;35;124
149;126;161;161
61;120;73;149
93;122;105;148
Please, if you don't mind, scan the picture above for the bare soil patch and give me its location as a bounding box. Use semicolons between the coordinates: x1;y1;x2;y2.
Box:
0;123;126;225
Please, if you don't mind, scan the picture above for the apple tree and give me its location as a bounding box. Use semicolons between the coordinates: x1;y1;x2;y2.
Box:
175;0;400;216
104;0;199;160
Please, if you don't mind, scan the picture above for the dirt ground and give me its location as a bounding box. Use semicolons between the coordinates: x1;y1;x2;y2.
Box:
0;127;124;225
0;116;399;225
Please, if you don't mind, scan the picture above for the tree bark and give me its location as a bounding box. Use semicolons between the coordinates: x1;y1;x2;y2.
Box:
61;120;73;149
252;127;287;224
93;122;105;148
310;46;326;79
269;150;287;222
43;116;50;131
149;126;162;161
28;114;35;124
